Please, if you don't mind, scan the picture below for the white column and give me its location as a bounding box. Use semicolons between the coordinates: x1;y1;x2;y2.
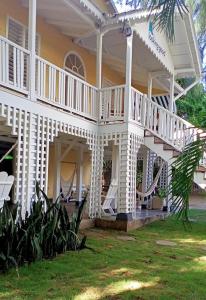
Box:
76;146;83;202
148;74;153;99
142;147;149;193
53;141;61;200
96;32;103;89
111;144;119;181
124;29;133;122
169;74;175;112
28;0;37;100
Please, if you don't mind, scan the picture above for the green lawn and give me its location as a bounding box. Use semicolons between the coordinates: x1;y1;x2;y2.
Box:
0;210;206;300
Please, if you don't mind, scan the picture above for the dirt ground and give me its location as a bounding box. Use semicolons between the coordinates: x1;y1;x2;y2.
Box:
189;192;206;210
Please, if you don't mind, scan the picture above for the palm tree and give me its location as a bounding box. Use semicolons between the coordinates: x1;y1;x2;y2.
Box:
168;138;205;223
117;0;188;40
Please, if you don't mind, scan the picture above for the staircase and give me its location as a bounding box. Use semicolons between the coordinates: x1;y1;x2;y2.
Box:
144;131;206;190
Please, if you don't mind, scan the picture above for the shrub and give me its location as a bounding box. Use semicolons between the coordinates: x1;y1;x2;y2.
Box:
0;182;87;273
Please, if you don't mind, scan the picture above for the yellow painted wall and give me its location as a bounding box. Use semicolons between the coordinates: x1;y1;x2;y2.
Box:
0;0;165;95
0;0;125;87
48;145;91;198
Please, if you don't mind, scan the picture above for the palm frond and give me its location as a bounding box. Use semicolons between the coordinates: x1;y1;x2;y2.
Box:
148;0;188;41
117;0;188;40
168;138;205;223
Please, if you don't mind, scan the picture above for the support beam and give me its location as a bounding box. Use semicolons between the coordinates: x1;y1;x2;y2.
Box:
148;74;152;99
142;148;149;193
169;74;175;112
76;146;84;202
96;32;103;89
60;137;78;161
124;29;133;122
53;141;61;200
28;0;37;100
111;144;119;181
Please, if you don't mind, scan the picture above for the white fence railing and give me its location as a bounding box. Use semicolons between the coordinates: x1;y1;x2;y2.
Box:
0;36;29;94
131;87;144;124
100;85;125;122
36;56;98;121
131;88;198;151
0;37;204;155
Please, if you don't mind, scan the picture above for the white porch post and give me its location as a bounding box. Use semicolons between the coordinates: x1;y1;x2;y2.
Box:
169;74;175;112
76;146;83;202
96;32;103;121
96;32;103;89
28;0;37;100
142;147;149;193
111;144;119;181
148;74;153;99
124;29;133;122
53;141;61;200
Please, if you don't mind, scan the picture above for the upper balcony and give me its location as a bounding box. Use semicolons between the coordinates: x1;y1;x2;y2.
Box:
0;0;202;153
0;35;199;154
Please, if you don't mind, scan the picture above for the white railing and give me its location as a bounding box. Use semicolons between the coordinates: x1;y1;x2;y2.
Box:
131;87;144;124
0;36;29;94
144;96;197;150
36;56;98;121
100;85;125;122
131;88;198;150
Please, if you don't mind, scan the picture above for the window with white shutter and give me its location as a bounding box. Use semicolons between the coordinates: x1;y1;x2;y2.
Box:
8;17;40;53
7;17;40;88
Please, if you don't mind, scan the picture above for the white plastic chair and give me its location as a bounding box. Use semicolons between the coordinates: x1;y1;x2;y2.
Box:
0;172;14;208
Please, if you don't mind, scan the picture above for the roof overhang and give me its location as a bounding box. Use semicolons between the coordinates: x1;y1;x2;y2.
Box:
169;13;202;80
21;0;106;38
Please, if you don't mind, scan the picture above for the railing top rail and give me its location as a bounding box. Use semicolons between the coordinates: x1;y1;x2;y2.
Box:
100;84;125;91
36;55;98;91
0;36;30;54
131;86;144;96
143;93;196;129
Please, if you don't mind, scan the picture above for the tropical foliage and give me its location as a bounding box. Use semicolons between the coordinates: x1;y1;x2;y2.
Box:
116;0;188;40
176;82;206;129
187;0;206;84
0;183;87;273
168;138;205;223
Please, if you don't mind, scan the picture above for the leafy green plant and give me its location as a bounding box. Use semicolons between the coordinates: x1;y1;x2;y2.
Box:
168;138;205;222
0;182;87;273
156;187;167;200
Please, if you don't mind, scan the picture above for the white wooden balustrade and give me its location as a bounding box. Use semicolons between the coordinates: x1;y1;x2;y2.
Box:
100;85;125;122
36;56;98;121
0;36;29;94
0;36;203;153
131;88;198;151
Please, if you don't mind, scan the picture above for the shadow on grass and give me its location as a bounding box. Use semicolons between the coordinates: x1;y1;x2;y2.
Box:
0;209;206;299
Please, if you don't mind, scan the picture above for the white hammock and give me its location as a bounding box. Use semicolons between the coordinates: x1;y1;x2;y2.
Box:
0;141;18;164
61;166;76;201
136;161;165;198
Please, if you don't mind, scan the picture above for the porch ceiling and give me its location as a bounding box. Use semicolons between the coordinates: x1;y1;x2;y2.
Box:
21;0;105;38
78;29;167;87
169;14;202;79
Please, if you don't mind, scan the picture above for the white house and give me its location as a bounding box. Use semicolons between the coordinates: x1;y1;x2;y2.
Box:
0;0;204;229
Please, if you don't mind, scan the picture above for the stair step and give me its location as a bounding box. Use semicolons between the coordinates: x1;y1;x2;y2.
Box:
163;144;174;151
173;150;180;158
154;137;163;144
144;130;153;137
196;166;206;173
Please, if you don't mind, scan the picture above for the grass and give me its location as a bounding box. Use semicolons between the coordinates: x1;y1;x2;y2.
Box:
0;209;206;300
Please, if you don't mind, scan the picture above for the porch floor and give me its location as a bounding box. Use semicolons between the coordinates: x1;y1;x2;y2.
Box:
95;209;169;232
